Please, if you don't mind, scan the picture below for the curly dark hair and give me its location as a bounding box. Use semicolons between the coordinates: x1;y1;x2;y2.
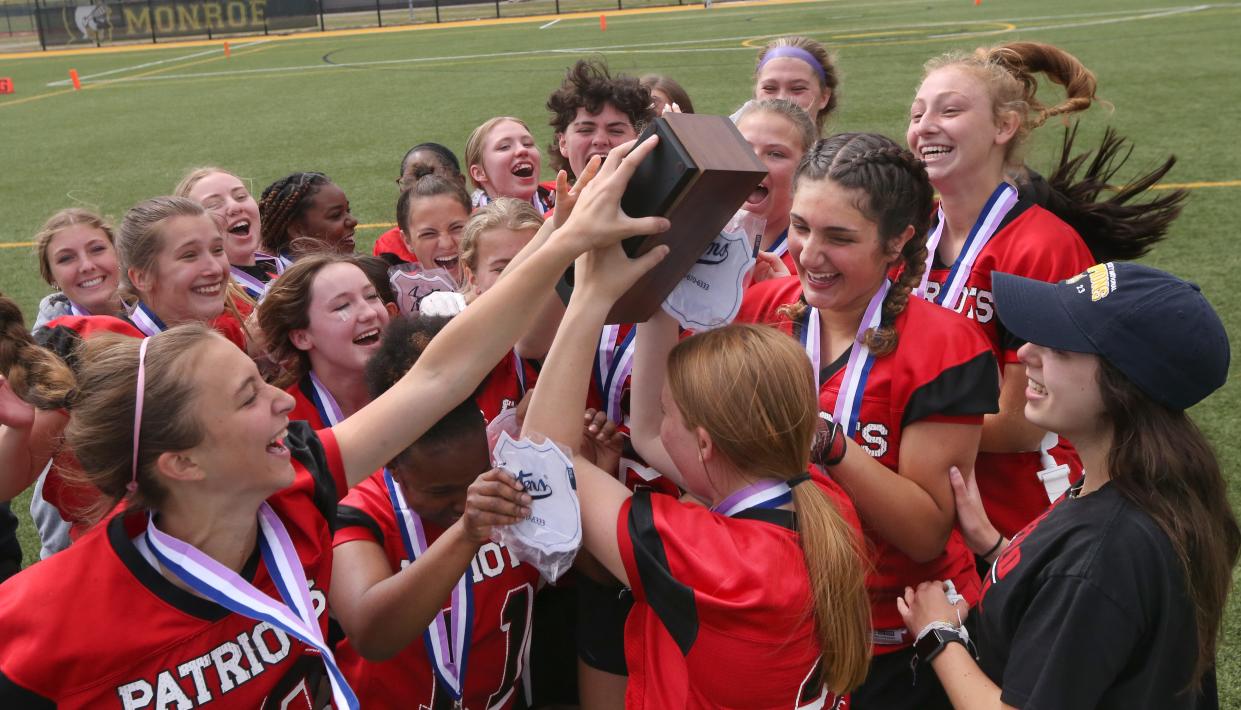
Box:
365;315;485;462
546;59;655;176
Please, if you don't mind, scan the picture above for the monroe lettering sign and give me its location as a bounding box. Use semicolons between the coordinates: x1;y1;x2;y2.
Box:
38;0;316;46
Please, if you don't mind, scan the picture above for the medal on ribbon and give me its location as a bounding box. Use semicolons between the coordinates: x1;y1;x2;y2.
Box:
305;371;344;427
915;183;1018;306
384;469;474;705
798;280;890;437
144;503;360;710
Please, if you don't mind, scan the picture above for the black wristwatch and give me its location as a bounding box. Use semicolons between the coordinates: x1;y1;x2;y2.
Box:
913;626;976;666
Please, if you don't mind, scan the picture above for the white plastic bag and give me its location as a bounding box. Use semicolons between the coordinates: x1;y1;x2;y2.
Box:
490;433;581;581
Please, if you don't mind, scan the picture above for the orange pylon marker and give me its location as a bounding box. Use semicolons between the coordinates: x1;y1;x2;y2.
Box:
974;0;981;4
224;41;231;57
69;69;81;90
600;14;607;31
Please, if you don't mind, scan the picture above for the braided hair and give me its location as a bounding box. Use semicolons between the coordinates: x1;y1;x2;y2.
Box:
778;133;934;357
258;172;330;256
0;294;75;410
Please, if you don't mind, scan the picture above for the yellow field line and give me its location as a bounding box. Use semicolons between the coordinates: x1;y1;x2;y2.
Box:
0;0;821;61
1150;180;1241;190
4;179;1241;249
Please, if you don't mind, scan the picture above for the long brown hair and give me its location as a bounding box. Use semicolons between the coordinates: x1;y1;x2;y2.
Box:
667;324;871;694
258;253;388;387
65;325;219;521
0;294;75;410
1096;359;1240;687
779;133;934;357
925;43;1184;261
924;41;1099;169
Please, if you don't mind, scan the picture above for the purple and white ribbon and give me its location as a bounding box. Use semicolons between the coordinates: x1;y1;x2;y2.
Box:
145;503;359;709
67;301;90;317
128;301;167;337
711;478;793;517
306;371;344;427
915;182;1018;305
595;325;636;425
799;280;890;437
384;469;474;702
230;265;268;301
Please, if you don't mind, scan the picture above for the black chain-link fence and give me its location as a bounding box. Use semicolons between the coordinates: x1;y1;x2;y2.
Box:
1;0;686;50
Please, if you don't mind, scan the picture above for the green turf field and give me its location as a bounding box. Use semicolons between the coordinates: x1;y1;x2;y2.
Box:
2;0;1240;702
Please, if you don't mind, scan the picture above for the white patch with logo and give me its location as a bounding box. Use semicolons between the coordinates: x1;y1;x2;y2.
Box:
491;433;581;581
661;210;759;331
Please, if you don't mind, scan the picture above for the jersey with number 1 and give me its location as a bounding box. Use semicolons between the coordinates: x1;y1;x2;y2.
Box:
333;472;541;709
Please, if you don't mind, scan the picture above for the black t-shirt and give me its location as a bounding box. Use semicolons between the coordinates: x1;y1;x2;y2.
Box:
0;502;20;582
974;482;1217;710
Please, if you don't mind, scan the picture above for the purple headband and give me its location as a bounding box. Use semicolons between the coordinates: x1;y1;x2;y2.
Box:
129;337;150;494
758;46;828;86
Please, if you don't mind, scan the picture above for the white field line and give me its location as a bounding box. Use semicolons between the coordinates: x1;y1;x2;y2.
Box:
72;3;1224;87
539;17;561;29
45;39;269;86
928;4;1210;38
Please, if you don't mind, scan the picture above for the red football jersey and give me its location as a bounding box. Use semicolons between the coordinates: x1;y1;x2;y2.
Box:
287;374;329;430
737;276;998;647
373;226;417;265
0;424;348;708
922;202;1092;537
617;483;848;709
475;351;538;424
333;472;541;709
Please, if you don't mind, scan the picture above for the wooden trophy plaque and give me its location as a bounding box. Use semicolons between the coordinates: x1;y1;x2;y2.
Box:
602;113;768;323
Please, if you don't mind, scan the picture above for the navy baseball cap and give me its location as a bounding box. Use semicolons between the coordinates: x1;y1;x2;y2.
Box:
992;262;1230;411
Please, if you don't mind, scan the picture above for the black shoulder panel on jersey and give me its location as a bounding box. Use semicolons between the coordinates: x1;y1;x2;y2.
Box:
108;513;260;621
903;350;1000;427
336;505;384;546
732;508;797;531
285;421;340;529
628;489;699;656
998;321;1026;357
0;670;55;709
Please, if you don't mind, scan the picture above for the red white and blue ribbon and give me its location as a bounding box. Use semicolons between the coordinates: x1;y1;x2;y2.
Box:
145;504;359;710
305;371;344;427
384;469;475;704
128;301;167;337
711;479;793;517
765;228;789;258
915;183;1018;305
798;280;890;437
230;265;268;300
